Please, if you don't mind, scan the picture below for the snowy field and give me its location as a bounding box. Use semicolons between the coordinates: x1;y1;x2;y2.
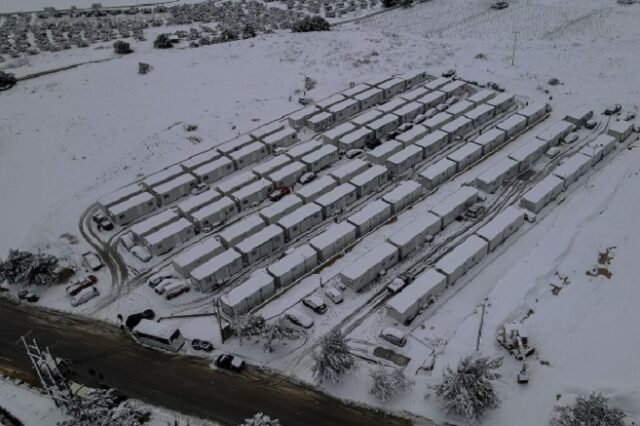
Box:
2;0;640;423
1;0;175;14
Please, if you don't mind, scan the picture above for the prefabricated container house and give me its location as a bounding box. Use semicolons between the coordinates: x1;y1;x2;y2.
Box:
366;141;403;165
314;183;358;218
216;171;258;195
398;70;428;88
218;214;266;248
267;161;307;188
467;89;496;106
464;103;495;128
252;155;291;178
259;195;303;224
423;112;454;132
379;77;406;100
190;248;244;292
394;124;429;147
607;120;634;142
296;175;338;203
219;272;275;317
424;77;450;91
496;114;527;139
342;83;371;99
354;87;384;110
151;174;197;205
387;213;441;258
307;111;335;132
142;164;184;189
301;145;339;173
536;120;574;147
228;142;269;169
192;157;235;184
435;235;488;285
315;94;346;111
446;100;474;117
386;145;424;175
338;127;374;152
190;196;238;231
400;86;430;102
564;109;593;127
339;242;399;292
519;175;565;213
439;80;467;97
508;137;549;172
382;180;422;214
107;192;158;226
516;103;548;127
441;116;473;140
217;135;255;156
446;142;483;172
143;218;195;256
267;244;318;288
250;121;286;142
131;209;180;244
386;269;447;323
392;101;424;123
351;109;384;128
309;221;357;261
471;128;507;155
486;92;515;114
285;140;323;161
181;150;221;172
328;98;361;123
322;122;358;146
235;225;285;264
277;203;323;241
262;127;298;150
415;130;449;157
288;105;321;129
416;90;447;110
429;186;479;227
475;206;525;252
350;165;388;197
579;134;616;165
329;159;369;184
172;237;225;278
366;114;401;141
418;158;457;190
347;200;392;237
376;97;408;115
474;157;519;193
98;184;144;211
552;153;592;188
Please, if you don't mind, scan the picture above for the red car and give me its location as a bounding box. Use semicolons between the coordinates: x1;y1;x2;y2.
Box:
67;275;97;296
166;284;190;300
269;186;291;202
98;217;114;231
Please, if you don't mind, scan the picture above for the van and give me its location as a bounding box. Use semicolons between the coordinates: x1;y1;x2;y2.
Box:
70;287;99;307
155;279;179;295
380;327;407;347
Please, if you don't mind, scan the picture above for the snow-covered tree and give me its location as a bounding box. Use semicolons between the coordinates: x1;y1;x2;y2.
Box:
239;412;282;426
234;314;266;344
369;367;414;402
551;392;626;426
433;355;503;424
0;70;17;90
311;330;354;384
59;388;150;426
261;317;298;352
0;249;60;286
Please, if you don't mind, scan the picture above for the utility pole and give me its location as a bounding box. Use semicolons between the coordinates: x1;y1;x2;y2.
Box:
215;299;224;343
511;31;519;66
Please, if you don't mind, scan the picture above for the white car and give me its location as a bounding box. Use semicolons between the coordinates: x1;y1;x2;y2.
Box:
563;132;579;144
435;103;449;112
413;114;426;124
155;279;181;295
425;108;438;119
120;233;135;251
380;327;407;347
71;287;99;307
285;310;314;329
132;246;152;262
299;172;316;184
324;287;343;304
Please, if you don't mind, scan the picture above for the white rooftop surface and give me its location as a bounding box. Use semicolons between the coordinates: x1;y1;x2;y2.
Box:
351;109;384;127
368;141;403;158
191;249;242;281
401;86;430;101
216;171;257;194
417;90;445;105
230;141;266;158
251;122;286;140
447;142;482;163
99;183;143;207
315;183;357;206
378;77;405;90
394;101;424;116
259;196;302;219
194;156;233;176
440;80;466;93
219;214;265;243
388;145;423;164
309;221;356;250
553;153;592;179
377;98;407;114
388;212;440;245
473;128;506;146
367;114;398;130
109;192;155;216
315;94;346;109
330;160;369;182
268;161;306;182
143;164;184;187
253;155;291;176
416;130;448;148
436;235;487;274
342;83;371;98
223;271;273;307
173;238;223;267
475;206;524;243
522;175;564;205
430;186;478;217
307;111;333;124
383;180;422;203
517;102;548;118
263;127;296;145
181;150;221;170
329;98;359;113
302;145;337;163
341;242;397;280
536;120;574;141
366;76;393;87
476;157;519;182
145;218;192;245
217;134;254;154
341;127;372;144
354;87;383;101
236;225;283;253
424;112;453;128
322;122;357;141
464;103;495;121
278;203;322;228
297;175;337;199
130;209;179;236
420;158;457;180
134;319;179;340
508;137;548;161
387;269;447;313
191;197;235;222
232;179;271;199
268;244;316;277
351;165;387;186
608;120;634;135
395;125;428;145
441;116;472;134
348;200;390;226
424;77;450;90
286;140;323;159
446;100;474;116
467;89;496;104
486;92;515;107
288;105;320;122
497;114;527;131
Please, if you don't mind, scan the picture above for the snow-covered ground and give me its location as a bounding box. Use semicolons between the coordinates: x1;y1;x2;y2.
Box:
2;0;640;423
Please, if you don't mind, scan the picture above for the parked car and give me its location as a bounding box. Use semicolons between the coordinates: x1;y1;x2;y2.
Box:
285;310;314;328
425;108;438;119
490;1;509;9
604;104;622;115
299;172;316;185
436;103;449;112
465;204;485;219
190;183;209;196
380;327;407;347
273;147;288;156
303;296;327;314
148;274;175;289
413;114;426;124
82;251;103;271
269;186;291;202
97;217;114;231
215;354;244;371
387;273;415;294
92;213;106;225
345;149;364;159
324;287;343;304
192;339;214;352
624;112;636;121
131;246;152;262
120;233;135;251
524;212;537;223
18;290;39;302
564;132;579;144
154;279;180;295
166;284;190;300
66;275;97;296
545;147;562;158
585;119;598;129
442;69;456;78
397;123;414;133
70;287;99;307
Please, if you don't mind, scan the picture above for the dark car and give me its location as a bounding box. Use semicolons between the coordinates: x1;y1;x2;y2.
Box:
215;354;244;371
98;217;114;231
269;186;291;202
140;309;155;320
20;291;39;302
490;1;509;9
192;339;213;352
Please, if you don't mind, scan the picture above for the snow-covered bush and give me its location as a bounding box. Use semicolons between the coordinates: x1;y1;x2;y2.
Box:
262;317;298;352
60;388;150;426
0;249;60;286
240;412;282;426
138;62;151;75
292;16;330;33
113;40;132;54
235;314;267;340
0;70;17;90
433;355;503;423
153;33;173;48
369;367;414;402
551;393;626;426
311;330;354;384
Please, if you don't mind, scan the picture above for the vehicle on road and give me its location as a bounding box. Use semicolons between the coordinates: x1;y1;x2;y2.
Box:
82;251;103;271
345;149;364;159
215;354;245;371
380;327;407;347
604;104;622;115
564;132;579;144
324;287;343;304
303;296;327;314
491;1;509;9
66;275;97;296
70;287;99;307
465;204;485;219
285;310;314;329
299;172;316;185
166;284;190;300
192;339;214;352
269;186;291;202
132;246;152;262
18;290;39;302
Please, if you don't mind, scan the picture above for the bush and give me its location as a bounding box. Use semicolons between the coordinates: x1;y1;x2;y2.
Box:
551;393;626;426
0;70;17;91
138;62;151;75
292;16;331;33
153;33;173;49
311;330;354;384
0;249;60;286
112;40;132;54
219;28;239;42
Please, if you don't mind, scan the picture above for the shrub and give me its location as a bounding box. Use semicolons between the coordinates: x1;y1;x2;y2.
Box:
551;393;626;426
153;33;173;49
0;70;17;91
292;16;331;33
138;62;151;75
113;40;132;54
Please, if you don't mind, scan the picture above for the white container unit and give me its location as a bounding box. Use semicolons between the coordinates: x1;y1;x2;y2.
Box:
441;116;473;140
328;98;361;123
172;238;224;278
288;105;321;129
394;125;429;147
367;141;403;165
424;77;450;91
439;80;467;97
181;150;222;172
517;103;548;126
263;127;298;150
386;145;424;175
301;145;339;173
98;184;145;211
564;109;594;127
219;272;275;317
386;269;447;323
579;134;616;165
252;156;292;178
418;158;457;190
508;138;549;173
552;153;592;188
607;120;634;142
315;94;346;111
277;203;323;241
350;165;388;197
131;209;180;244
535;120;574;147
435;235;488;285
142;164;184;188
519;175;565;213
228;142;269;169
322;122;358;146
267;244;318;288
467;89;496;106
446;143;483;173
382;180;422;214
314;183;358;218
399;70;428;89
218;214;266;248
347;200;392;237
400;86;430;102
475;206;525;252
447;100;474;117
392;101;424;124
376;97;408;115
152;174;197;205
366;114;401;141
387;212;441;258
307;111;335;132
378;77;406;100
143;218;195;256
330;159;369;184
192;157;235;184
464;103;495;127
342;83;371;99
471;128;507;155
486;92;515;114
235;225;285;264
339;242;399;292
267;161;307;188
423;112;454;133
107;192;158;226
474;157;519;193
415;130;449;157
175;189;223;215
296;175;338;203
309;222;357;261
259;195;303;224
190;196;238;231
217;135;255;156
190;249;244;292
429;186;479;227
338;127;374;152
416;91;447;110
496;114;527;139
250;121;286;142
354;87;385;110
285;140;323;161
216;171;258;195
351;109;384;128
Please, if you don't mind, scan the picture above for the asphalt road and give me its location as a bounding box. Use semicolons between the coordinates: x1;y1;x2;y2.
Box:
0;298;415;426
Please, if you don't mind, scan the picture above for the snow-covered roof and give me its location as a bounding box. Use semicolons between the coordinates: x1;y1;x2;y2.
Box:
367;141;403;159
580;134;616;157
297;175;337;200
508;137;548;162
376;97;407;114
475;206;525;243
231;179;271;200
278;203;322;229
109;192;155;216
395;125;429;145
288;105;321;122
286;140;323;159
315;183;357;206
251;121;286;140
439;80;466;94
342;83;371;98
193;156;234;177
190;249;242;281
341;127;372;143
608;120;633;136
302;145;337;163
341;242;398;280
424;77;450;90
447;100;474;116
436;235;488;274
387;269;446;314
253;156;291;176
378;77;405;90
154;174;196;196
322;122;357;141
401;86;429;101
307;111;333;124
472;128;505;146
441;116;472;134
145;218;193;245
354;87;383;101
143;164;184;188
351;109;384;126
229;141;266;159
496;114;526;133
219;214;265;244
424;112;453;129
315;94;346;109
309;222;356;251
328;98;359;113
536;120;574;143
475;157;518;183
521;175;564;205
222;271;274;308
217;134;254;154
416;91;445;106
415;130;448;149
393;101;423;117
447;142;482;163
134;319;180;340
464;103;495;121
131;209;179;237
181;150;222;170
486;92;515;108
420;158;456;180
236;225;283;253
466;89;496;105
388;213;441;246
351;165;387;186
382;181;422;204
430;186;478;217
191;196;235;222
268;244;316;278
348;200;390;227
259;195;303;221
366;76;393;87
216;171;257;194
173;238;223;268
367;114;398;131
552;153;591;180
387;145;422;164
268;161;306;182
99;184;144;208
517;103;547;119
263;127;296;145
